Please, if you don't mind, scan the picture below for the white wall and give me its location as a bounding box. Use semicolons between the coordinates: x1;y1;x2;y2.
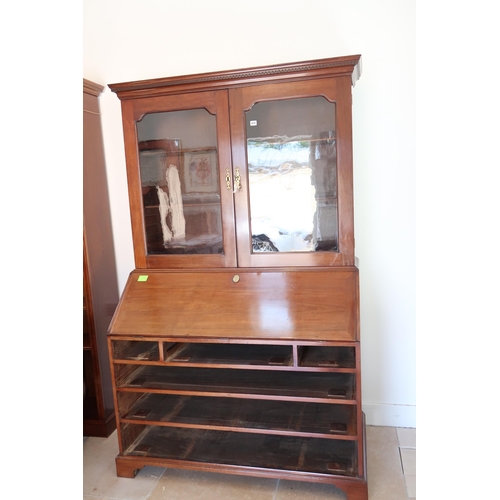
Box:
83;0;416;427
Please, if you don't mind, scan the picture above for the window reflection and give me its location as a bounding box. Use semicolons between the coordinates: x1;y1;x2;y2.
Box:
246;97;338;254
136;110;223;256
248;137;316;252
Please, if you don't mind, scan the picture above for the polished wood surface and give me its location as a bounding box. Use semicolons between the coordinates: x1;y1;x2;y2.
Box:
229;77;355;267
119;91;237;269
84;78;118;437
108;54;361;98
118;393;357;439
110;57;360;269
108;337;367;493
109;268;359;341
107;56;366;500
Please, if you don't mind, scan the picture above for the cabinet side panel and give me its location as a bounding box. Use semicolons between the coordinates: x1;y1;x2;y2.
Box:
121;100;147;268
83;85;120;422
335;76;355;265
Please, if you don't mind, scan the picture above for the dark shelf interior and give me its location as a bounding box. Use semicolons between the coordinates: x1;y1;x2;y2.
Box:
122;425;357;477
165;342;293;367
117;366;356;401
120;393;356;438
299;346;356;369
113;340;161;362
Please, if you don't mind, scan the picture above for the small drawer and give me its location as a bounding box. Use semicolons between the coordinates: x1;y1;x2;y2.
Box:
112;340;160;362
298;346;356;369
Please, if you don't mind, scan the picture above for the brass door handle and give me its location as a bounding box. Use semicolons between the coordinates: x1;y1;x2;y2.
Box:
226;167;242;192
234;167;241;191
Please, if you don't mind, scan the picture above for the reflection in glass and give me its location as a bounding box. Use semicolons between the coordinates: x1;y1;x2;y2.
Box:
136;109;223;255
246;97;337;253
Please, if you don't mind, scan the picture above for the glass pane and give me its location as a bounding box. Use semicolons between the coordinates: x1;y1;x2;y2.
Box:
246;97;337;253
136;109;223;255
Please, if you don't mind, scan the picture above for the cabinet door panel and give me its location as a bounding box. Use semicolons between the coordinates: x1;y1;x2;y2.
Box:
229;78;354;268
121;91;237;268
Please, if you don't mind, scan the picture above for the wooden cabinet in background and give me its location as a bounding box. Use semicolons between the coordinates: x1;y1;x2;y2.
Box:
83;79;119;437
107;56;367;499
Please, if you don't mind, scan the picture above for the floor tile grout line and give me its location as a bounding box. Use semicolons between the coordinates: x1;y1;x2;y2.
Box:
145;467;167;499
397;426;416;497
403;473;416;500
398;447;405;475
398;447;416;470
272;478;280;500
399;449;416;500
84;494;134;500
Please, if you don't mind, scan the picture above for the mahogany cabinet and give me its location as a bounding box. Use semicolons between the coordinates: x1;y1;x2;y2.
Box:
108;55;367;499
83;79;119;437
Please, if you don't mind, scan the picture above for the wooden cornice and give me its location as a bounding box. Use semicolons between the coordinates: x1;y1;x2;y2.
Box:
84;78;104;97
108;55;362;100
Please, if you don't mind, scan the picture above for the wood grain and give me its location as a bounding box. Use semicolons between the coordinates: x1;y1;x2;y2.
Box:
109;268;359;341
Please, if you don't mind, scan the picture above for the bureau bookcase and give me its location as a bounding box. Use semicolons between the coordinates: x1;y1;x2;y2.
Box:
108;55;367;499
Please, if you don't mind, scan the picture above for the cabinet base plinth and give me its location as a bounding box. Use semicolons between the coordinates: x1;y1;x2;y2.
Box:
340;481;368;500
115;457;141;478
114;457;367;500
83;411;116;438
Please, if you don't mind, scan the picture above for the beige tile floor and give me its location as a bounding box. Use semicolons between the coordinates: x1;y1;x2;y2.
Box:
83;426;416;500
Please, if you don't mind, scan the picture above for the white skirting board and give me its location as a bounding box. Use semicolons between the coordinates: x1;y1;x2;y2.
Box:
362;403;416;428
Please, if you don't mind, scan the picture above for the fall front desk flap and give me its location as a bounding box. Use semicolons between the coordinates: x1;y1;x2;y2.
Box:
108;269;359;342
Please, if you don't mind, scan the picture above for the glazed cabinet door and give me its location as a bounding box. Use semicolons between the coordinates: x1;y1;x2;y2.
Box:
229;77;355;267
120;90;237;268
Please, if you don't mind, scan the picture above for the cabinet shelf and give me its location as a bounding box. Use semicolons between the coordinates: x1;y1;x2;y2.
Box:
113;341;357;372
144;203;221;209
83;334;91;350
116;366;356;403
119;393;357;440
122;426;358;477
